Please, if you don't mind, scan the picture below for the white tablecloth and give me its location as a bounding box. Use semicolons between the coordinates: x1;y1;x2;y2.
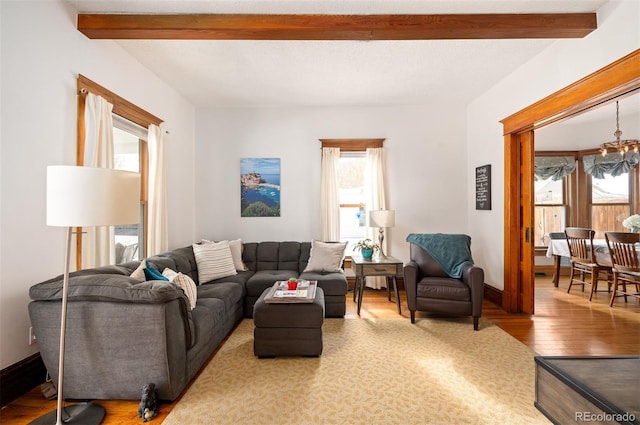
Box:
546;239;612;266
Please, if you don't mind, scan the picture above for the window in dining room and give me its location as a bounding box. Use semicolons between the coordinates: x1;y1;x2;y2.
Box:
533;156;575;247
590;173;630;238
583;150;639;239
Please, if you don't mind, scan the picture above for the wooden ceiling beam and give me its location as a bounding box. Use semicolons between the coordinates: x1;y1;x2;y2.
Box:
77;13;597;40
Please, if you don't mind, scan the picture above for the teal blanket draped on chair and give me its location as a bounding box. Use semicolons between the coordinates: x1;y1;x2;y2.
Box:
406;233;474;278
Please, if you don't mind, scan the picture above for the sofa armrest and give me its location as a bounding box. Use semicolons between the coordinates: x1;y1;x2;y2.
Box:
461;263;485;317
29;274;194;347
403;261;420;310
30;274;185;303
29;298;191;400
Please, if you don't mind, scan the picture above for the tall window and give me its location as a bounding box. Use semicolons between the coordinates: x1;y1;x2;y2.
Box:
590;173;630;239
113;118;147;263
320;138;384;255
77;75;162;269
338;152;366;255
533;155;575;247
534;177;567;247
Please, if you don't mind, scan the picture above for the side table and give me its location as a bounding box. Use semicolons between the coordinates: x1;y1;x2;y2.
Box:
351;255;403;315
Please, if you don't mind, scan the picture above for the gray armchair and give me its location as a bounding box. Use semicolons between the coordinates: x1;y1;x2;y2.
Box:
404;241;484;330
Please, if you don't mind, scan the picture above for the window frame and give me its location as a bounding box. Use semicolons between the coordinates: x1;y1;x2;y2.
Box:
76;74;162;269
533;151;576;248
320;138;385;259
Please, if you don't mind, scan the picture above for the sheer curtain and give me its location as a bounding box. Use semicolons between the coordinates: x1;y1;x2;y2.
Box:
82;93;115;268
147;124;168;255
320;147;341;241
364;147;388;289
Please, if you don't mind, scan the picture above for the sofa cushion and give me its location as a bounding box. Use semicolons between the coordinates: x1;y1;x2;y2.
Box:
160;246;198;280
145;255;178;277
197;281;244;312
417;277;470;302
205;270;254;287
255;242;280;271
245;270;298;297
278;242;302;271
192;241;237;283
241;242;258;271
303;240;347;273
298;271;348;296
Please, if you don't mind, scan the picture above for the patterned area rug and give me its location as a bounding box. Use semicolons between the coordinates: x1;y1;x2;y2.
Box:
162;318;549;425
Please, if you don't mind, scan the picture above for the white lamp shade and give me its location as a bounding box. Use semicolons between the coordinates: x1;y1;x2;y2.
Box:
369;209;395;228
47;166;140;227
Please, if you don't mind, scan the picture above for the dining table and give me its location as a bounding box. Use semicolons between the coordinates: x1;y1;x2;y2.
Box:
546;236;640;285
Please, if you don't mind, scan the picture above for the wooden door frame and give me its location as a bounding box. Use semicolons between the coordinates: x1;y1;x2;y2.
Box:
500;49;640;313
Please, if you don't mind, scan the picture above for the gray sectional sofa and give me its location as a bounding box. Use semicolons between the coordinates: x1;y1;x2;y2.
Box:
28;241;348;401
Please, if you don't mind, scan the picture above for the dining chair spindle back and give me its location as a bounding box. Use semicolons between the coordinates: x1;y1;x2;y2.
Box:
604;232;640;307
564;228;612;301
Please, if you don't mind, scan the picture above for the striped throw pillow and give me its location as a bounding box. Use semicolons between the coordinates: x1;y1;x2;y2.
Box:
192;241;237;283
163;268;197;310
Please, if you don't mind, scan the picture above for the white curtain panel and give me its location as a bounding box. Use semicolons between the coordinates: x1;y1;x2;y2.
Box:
147;124;168;256
320;147;341;241
365;147;388;289
82;93;115;269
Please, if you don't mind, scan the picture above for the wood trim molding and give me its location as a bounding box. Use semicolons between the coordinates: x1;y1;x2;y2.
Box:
320;138;384;151
0;353;46;408
483;283;503;308
501;49;640;313
78;75;163;129
501;49;640;134
76;75;159;269
77;13;597;41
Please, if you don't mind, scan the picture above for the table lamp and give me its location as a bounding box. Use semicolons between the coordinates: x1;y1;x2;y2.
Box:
369;209;395;258
31;166;140;425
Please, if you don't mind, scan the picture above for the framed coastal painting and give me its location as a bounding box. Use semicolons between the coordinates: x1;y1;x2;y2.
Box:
240;158;281;217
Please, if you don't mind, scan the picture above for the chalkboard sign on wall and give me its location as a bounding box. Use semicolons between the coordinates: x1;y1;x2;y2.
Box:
475;164;491;210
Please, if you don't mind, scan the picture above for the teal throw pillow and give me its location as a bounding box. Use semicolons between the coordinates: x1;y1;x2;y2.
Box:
144;262;169;281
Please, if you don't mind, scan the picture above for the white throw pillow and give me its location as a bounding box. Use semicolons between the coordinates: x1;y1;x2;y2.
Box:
192;241;238;283
130;259;147;282
163;268;197;310
228;238;247;271
303;240;347;273
201;238;247;271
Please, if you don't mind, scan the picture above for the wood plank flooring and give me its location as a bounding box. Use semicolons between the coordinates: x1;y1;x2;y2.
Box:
1;276;638;424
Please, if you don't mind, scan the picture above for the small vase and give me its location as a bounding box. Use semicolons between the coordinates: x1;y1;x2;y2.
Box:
362;249;374;259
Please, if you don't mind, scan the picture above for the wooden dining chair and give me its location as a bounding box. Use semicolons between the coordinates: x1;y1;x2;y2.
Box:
564;228;611;301
604;232;640;307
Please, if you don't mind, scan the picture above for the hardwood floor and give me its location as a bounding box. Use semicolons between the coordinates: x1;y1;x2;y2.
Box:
1;276;638;424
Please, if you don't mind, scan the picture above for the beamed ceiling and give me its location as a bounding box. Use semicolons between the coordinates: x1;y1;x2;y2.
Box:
68;0;640;151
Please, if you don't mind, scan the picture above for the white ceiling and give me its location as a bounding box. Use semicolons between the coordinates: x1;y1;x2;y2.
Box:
67;0;608;109
68;0;639;150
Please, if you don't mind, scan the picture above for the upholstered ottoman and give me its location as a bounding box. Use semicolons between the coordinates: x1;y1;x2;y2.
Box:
253;287;325;358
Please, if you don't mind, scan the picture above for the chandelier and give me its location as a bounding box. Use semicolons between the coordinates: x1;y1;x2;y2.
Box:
600;101;640;157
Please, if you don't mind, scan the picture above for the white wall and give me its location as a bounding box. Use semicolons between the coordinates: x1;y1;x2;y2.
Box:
467;0;640;290
194;103;469;263
0;0;196;369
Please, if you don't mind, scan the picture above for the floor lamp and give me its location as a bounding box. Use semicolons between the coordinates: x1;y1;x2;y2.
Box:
31;166;140;425
369;209;395;258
